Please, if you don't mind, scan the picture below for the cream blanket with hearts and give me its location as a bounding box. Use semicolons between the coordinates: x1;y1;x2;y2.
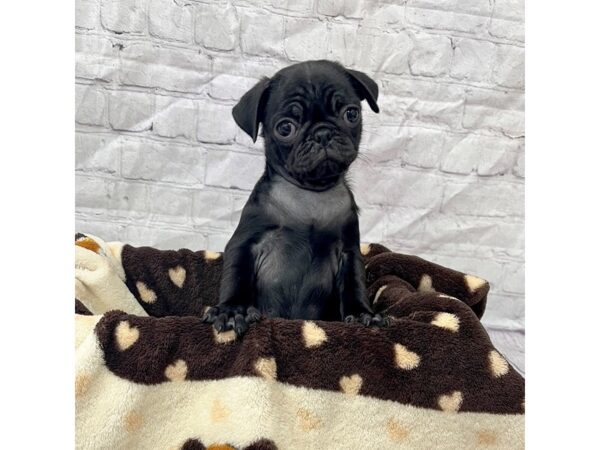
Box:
75;233;524;450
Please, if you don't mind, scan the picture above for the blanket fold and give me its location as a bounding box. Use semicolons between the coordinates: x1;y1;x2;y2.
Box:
75;234;524;450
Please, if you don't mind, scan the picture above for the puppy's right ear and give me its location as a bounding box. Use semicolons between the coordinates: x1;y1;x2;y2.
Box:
232;77;270;142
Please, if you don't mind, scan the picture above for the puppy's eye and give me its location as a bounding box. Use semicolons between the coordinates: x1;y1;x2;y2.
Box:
343;106;360;125
275;119;298;140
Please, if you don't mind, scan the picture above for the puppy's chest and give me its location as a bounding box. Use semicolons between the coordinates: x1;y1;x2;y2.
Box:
253;184;350;281
252;225;343;318
267;181;352;230
251;182;352;316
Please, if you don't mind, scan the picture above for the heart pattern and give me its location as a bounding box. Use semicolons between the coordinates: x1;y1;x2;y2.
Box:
115;320;140;351
204;250;221;261
339;374;363;395
394;343;421;370
75;373;91;399
124;410;143;432
489;350;509;378
431;312;460;333
438;391;463;413
165;359;188;381
386;418;409;442
418;274;435;292
213;328;236;344
254;357;277;381
297;408;322;431
464;274;486;293
168;266;186;288
210;399;231;423
302;321;328;348
135;281;157;304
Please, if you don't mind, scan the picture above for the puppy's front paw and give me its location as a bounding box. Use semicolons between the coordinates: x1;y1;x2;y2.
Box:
203;305;261;336
344;313;390;327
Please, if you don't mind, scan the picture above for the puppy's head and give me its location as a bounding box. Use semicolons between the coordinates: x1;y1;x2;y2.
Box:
232;60;379;190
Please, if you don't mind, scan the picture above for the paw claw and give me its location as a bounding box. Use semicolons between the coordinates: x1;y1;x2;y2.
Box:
371;314;384;326
246;306;261;323
344;313;390;327
206;305;260;336
360;313;372;326
233;313;249;336
202;306;218;323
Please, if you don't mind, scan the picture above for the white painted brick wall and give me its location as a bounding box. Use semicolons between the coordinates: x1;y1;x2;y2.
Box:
75;0;525;366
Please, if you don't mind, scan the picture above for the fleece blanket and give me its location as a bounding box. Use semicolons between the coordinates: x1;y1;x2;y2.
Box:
75;233;525;450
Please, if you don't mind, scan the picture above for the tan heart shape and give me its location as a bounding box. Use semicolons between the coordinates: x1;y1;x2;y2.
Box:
204;250;221;261
418;274;436;292
115;320;140;351
302;321;327;348
254;357;277;381
394;343;421;370
489;350;509;378
438;391;463;412
136;281;157;304
168;266;186;288
213;328;237;344
165;359;188;381
124;410;143;432
210;399;231;423
297;408;322;431
464;274;486;293
75;373;91;399
386;418;409;442
477;430;498;445
431;312;460;333
339;374;363;395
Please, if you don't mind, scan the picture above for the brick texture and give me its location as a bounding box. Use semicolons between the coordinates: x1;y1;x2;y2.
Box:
75;1;525;354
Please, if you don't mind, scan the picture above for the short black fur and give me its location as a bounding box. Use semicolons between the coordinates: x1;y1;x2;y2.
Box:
204;60;385;336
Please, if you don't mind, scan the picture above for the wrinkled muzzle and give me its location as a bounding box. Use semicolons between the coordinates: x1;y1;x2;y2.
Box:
286;130;357;181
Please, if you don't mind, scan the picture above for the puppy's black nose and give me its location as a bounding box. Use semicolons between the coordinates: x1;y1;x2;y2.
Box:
313;127;332;145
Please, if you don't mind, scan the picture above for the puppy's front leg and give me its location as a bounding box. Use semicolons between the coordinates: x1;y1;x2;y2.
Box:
204;230;260;336
340;219;387;326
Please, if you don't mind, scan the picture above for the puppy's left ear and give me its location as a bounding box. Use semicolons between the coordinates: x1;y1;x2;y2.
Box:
232;77;270;142
346;69;379;113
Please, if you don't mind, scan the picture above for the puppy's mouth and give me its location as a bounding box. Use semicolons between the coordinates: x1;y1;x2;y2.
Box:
301;160;346;183
286;135;357;179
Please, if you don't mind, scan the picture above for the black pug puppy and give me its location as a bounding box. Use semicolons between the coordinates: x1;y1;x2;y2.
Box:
204;60;385;336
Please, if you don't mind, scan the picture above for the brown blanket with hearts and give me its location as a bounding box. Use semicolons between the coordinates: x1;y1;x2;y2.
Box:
75;233;524;450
